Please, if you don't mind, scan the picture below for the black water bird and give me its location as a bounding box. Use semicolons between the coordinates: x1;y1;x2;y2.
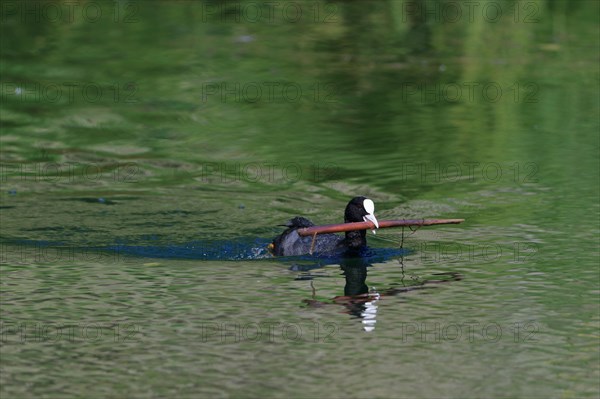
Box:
270;196;379;256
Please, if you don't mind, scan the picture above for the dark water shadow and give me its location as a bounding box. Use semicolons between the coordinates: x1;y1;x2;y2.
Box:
3;237;408;266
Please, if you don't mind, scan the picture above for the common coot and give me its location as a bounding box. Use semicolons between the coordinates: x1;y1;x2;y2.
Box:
269;196;379;256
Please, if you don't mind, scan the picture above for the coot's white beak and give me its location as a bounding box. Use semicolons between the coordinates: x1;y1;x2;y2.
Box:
362;198;379;234
363;213;379;233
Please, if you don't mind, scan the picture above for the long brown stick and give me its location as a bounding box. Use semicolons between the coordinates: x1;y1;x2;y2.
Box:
297;219;464;237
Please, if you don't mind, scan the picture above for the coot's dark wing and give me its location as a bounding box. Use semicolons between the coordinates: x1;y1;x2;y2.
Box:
271;217;343;256
283;217;314;229
272;217;313;256
311;233;345;255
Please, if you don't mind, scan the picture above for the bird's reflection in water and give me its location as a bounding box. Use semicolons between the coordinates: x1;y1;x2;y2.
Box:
301;253;462;332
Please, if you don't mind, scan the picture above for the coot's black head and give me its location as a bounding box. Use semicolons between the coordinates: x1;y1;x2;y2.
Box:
344;196;379;228
343;196;379;250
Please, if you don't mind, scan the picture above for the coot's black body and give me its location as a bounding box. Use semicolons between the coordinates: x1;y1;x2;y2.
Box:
270;197;379;256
